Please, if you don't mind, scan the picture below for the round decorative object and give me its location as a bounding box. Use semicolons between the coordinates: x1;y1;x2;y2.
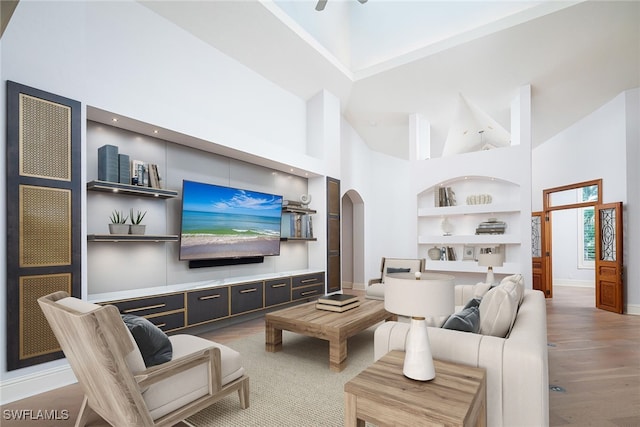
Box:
428;246;442;260
441;217;454;235
299;194;312;205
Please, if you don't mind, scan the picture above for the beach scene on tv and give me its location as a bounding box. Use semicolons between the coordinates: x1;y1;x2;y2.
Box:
180;181;283;260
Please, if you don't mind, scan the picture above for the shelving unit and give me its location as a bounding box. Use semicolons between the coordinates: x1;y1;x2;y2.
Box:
281;204;316;242
87;180;179;243
88;234;179;242
418;176;522;275
87;180;178;199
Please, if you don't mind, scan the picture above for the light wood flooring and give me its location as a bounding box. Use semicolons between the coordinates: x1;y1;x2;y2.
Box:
2;286;639;426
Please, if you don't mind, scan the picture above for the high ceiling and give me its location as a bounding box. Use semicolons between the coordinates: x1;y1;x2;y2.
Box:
140;0;639;159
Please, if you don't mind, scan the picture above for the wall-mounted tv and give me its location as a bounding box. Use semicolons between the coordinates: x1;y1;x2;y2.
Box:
179;180;283;262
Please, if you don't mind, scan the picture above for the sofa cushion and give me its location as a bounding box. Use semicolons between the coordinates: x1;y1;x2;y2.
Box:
478;286;518;337
122;314;173;367
442;306;480;333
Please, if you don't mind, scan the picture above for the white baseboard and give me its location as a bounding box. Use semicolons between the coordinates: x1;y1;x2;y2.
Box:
625;304;640;316
0;365;76;405
553;279;594;288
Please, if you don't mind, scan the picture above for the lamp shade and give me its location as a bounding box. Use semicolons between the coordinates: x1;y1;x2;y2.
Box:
477;253;504;268
384;273;455;318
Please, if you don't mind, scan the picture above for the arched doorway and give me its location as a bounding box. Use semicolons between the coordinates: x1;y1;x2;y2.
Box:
341;190;365;290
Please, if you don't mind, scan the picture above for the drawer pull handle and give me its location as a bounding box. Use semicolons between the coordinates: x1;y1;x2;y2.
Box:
198;294;221;301
301;278;316;284
271;283;287;288
301;290;318;296
123;303;165;313
154;323;166;328
240;288;258;294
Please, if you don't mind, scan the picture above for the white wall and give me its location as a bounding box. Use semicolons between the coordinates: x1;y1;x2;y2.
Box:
0;0;320;398
340;118;416;284
532;89;639;312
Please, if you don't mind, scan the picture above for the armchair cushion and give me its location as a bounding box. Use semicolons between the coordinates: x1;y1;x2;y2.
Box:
122;314;173;367
143;334;245;420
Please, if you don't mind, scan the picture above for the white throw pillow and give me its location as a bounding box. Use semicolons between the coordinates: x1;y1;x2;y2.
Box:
499;274;525;305
473;282;492;298
478;286;518;338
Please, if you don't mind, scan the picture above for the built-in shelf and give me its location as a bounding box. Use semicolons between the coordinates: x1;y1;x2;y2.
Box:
419;234;521;245
87;180;178;199
280;237;318;242
282;206;316;214
424;260;520;274
418;202;520;217
88;234;179;242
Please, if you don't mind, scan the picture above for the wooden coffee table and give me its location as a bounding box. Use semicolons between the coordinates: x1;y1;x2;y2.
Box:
265;297;395;372
344;350;486;427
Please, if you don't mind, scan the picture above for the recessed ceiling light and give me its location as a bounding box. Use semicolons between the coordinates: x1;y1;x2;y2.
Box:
112;118;118;122
153;130;159;134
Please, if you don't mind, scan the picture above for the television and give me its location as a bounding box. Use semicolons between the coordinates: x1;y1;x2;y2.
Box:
179;180;283;262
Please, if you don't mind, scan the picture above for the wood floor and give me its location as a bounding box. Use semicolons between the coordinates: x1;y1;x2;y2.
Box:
2;286;638;426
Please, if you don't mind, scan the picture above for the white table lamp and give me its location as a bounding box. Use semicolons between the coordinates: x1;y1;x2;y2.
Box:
384;273;455;381
477;252;504;285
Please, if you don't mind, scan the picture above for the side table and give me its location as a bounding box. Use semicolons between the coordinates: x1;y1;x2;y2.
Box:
344;350;486;427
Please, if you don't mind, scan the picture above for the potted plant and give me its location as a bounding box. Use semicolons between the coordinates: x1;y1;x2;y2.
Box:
129;208;147;235
109;210;129;234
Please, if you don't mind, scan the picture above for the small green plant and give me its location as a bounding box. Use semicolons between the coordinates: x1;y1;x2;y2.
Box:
109;210;128;224
130;209;147;225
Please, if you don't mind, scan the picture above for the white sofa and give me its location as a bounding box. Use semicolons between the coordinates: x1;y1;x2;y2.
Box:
374;279;549;427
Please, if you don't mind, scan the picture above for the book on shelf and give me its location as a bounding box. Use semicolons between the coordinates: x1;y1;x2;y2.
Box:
437;186;456;207
318;294;359;306
316;300;361;312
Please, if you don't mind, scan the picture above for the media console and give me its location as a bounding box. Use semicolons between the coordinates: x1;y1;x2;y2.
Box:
88;270;325;333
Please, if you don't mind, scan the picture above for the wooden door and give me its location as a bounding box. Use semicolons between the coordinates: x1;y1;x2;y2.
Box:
326;177;341;293
595;202;624;313
531;212;545;295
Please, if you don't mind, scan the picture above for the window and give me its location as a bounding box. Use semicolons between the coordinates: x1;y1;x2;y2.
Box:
578;185;597;269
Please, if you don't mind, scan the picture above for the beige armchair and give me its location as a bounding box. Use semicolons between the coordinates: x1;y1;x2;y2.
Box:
365;257;426;300
38;291;249;427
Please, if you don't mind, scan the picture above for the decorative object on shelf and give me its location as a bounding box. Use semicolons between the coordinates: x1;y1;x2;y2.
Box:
440;246;456;261
109;210;129;234
476;218;506;234
436;186;456;206
98;144;119;183
299;193;312;206
384;273;455;381
462;245;475;261
440;217;454;236
466;194;493;205
129;209;147;235
477;251;504;285
428;246;441;260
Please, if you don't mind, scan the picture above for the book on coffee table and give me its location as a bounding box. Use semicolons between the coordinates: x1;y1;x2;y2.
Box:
317;294;359;306
316;300;361;312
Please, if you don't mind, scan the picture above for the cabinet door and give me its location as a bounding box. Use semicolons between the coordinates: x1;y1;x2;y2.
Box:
111;293;185;317
231;281;264;315
327;177;341;293
147;312;185;332
265;278;291;307
187;287;229;325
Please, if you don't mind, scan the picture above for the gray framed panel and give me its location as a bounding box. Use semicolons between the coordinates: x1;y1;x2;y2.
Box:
6;81;81;370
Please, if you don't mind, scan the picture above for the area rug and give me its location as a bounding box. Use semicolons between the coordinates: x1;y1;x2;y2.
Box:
184;326;378;426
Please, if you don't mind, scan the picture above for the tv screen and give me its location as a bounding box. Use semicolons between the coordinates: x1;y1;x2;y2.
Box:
179;180;283;261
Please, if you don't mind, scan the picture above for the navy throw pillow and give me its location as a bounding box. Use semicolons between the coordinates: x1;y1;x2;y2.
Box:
386;267;411;274
442;306;480;333
121;314;173;367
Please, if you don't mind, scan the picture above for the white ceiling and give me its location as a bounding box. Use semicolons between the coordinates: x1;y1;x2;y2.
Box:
139;0;640;159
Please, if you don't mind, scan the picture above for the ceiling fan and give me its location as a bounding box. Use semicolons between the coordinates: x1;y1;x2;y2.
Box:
316;0;368;12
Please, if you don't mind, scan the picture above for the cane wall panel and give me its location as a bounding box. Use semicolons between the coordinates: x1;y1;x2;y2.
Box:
6;81;81;370
19;274;71;359
19;94;72;181
20;185;72;267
